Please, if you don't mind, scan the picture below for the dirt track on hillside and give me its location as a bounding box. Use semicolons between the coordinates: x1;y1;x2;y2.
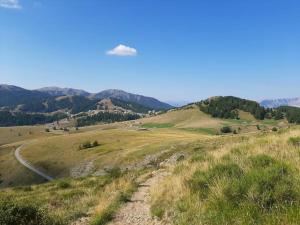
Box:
107;169;170;225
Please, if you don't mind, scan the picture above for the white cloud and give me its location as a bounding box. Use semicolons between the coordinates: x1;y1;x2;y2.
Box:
0;0;22;9
106;44;137;56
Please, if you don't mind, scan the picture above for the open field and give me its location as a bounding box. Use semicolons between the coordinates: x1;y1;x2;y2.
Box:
20;127;203;178
0;125;57;146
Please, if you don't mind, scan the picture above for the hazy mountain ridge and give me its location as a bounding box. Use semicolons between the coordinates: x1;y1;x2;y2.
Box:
0;84;172;113
260;98;300;108
36;87;90;97
37;86;172;110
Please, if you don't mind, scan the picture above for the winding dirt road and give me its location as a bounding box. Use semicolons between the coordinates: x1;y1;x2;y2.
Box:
15;145;54;181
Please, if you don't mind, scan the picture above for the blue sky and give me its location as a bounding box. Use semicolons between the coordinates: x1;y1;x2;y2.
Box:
0;0;299;103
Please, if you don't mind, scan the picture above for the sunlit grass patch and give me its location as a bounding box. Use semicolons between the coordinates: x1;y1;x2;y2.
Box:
186;154;300;225
141;123;174;128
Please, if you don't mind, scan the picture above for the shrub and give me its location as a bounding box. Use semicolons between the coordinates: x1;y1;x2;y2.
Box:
79;140;99;150
93;140;99;147
57;180;71;189
0;201;58;225
79;141;92;150
220;126;232;133
45;128;50;132
272;127;278;132
107;167;122;179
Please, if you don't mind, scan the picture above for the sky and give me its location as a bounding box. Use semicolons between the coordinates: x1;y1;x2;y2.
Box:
0;0;300;103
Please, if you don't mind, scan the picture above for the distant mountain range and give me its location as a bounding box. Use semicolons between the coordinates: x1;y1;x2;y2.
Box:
36;87;90;97
260;98;300;108
0;84;173;113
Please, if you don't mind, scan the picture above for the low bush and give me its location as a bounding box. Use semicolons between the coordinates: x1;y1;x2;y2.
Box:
57;180;71;189
79;140;100;150
220;126;232;133
107;167;122;179
0;201;59;225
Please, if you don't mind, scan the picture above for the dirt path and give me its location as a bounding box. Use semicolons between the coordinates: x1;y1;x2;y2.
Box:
15;144;54;181
107;169;170;225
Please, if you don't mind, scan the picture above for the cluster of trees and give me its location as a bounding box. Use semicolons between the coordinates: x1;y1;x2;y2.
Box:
110;98;153;113
19;95;98;114
0;111;66;126
76;112;140;127
198;96;267;120
198;96;300;123
277;106;300;124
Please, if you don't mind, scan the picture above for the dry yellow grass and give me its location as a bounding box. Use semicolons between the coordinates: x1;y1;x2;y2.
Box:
20;127;204;178
150;126;300;225
0;125;56;146
140;105;223;129
0;145;45;188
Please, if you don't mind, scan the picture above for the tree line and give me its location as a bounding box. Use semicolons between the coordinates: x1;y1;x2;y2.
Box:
76;112;140;127
0;111;66;126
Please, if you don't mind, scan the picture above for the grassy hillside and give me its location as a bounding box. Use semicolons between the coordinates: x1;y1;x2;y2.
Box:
140;105;287;134
0;170;138;225
0;145;45;188
150;127;300;225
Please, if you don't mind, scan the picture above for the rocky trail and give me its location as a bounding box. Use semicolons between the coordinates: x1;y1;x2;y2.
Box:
107;169;170;225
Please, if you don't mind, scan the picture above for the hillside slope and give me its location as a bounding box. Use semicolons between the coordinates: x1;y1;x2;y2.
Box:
93;89;173;110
